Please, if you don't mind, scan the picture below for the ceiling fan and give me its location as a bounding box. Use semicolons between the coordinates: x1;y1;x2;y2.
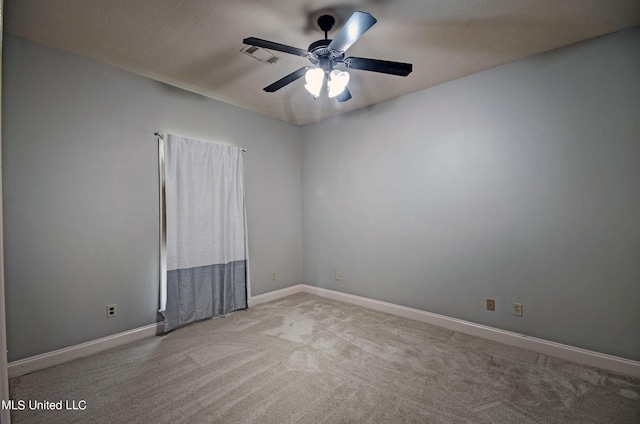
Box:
243;11;413;102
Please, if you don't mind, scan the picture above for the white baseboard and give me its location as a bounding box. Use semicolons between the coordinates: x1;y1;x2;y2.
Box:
249;284;305;306
298;285;640;378
8;284;640;379
8;323;164;378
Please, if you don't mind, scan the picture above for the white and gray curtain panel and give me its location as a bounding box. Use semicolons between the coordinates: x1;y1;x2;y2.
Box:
163;134;248;332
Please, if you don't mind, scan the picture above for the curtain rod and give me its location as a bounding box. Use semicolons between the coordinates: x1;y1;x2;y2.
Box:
155;132;247;152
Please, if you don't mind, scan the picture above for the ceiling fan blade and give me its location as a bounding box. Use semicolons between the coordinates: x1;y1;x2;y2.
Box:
243;37;308;57
263;67;312;92
328;11;377;53
336;87;352;103
344;57;413;76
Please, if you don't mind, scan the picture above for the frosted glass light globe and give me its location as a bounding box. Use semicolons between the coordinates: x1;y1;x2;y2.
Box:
304;68;325;98
327;70;350;98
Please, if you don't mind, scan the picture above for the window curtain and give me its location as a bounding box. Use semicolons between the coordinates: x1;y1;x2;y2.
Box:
163;134;248;332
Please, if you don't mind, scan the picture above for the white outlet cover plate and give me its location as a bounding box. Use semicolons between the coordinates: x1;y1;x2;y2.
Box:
513;303;523;316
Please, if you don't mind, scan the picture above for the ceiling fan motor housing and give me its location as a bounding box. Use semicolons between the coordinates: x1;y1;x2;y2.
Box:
308;39;344;71
308;39;331;53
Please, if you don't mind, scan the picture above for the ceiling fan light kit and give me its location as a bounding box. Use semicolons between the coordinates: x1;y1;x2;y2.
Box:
243;11;413;103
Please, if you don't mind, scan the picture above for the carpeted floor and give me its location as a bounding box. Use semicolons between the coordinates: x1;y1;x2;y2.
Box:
9;293;640;423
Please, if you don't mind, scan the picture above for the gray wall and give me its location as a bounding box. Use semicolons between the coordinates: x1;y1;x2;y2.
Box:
4;27;640;364
2;35;302;362
302;28;640;361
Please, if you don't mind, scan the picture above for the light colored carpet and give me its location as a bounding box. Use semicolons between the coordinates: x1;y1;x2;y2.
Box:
9;293;640;423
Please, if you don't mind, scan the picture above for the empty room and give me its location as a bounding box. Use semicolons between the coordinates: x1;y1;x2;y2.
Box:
1;1;639;423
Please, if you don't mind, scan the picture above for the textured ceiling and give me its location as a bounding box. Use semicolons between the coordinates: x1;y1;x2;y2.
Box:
4;0;640;125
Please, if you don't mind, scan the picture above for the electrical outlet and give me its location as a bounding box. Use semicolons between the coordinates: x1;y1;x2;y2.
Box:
107;304;117;318
335;272;340;281
513;303;523;317
271;272;276;281
486;299;495;311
